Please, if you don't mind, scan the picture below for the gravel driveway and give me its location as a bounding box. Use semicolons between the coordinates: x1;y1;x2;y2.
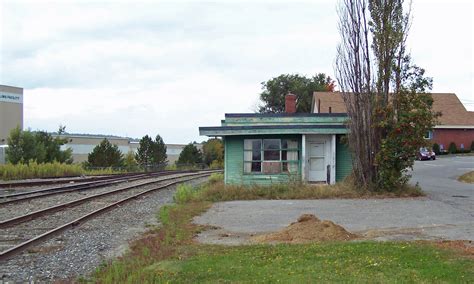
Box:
194;156;473;244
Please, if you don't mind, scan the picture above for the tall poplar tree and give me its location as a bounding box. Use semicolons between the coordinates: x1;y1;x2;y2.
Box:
335;0;438;191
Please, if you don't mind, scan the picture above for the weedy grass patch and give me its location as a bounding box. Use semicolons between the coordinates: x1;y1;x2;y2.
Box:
0;162;126;180
91;177;472;283
183;174;424;202
458;171;474;184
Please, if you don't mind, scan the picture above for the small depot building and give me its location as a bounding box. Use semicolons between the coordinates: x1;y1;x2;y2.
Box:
199;95;352;185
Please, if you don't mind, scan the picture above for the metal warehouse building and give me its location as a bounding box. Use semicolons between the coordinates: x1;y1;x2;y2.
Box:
0;85;23;164
0;85;23;145
0;84;196;165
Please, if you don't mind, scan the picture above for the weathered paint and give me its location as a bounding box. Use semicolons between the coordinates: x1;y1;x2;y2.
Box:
225;135;302;185
223;114;348;126
200;127;348;136
336;134;353;182
201;113;352;185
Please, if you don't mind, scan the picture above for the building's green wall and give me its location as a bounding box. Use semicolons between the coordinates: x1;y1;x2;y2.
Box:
224;135;302;185
224;134;352;185
336;135;353;182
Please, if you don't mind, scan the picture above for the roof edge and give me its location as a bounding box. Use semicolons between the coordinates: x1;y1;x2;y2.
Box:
225;113;347;118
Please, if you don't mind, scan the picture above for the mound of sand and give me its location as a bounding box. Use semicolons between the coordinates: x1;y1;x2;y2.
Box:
251;214;358;244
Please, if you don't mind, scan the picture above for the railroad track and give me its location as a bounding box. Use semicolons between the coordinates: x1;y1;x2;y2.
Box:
0;171;218;261
0;170;192;188
0;170;195;204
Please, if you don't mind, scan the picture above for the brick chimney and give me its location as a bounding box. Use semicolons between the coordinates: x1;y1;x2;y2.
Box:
285;93;297;113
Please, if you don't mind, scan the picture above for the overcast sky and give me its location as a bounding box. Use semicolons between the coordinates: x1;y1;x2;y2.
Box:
1;0;473;144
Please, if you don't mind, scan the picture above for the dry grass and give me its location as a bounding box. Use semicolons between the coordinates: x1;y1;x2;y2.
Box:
0;162;125;181
93;201;212;283
91;178;470;283
458;171;474;184
189;179;424;202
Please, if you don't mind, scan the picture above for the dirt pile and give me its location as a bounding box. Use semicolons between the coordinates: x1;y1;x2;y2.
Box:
251;214;358;244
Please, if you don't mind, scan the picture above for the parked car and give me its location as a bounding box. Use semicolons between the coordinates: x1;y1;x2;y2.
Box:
417;147;436;160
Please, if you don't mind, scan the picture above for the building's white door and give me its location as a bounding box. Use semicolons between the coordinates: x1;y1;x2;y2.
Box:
308;141;326;182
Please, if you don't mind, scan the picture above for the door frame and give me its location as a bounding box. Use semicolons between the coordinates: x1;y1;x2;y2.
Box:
302;134;336;184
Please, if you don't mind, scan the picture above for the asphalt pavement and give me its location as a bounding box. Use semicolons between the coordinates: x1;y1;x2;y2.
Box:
194;155;473;244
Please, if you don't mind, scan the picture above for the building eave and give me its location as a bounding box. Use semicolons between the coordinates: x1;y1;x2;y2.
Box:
434;125;474;129
199;125;348;136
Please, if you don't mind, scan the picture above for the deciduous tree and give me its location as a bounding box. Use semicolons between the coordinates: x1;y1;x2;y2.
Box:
335;0;438;191
6;126;73;164
202;138;224;168
259;73;335;113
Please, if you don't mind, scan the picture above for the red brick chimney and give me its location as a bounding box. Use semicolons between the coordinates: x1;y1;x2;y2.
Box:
285;93;296;113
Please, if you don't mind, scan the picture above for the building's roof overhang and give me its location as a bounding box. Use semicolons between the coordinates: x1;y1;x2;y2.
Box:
434;125;474;129
200;113;348;137
200;124;348;136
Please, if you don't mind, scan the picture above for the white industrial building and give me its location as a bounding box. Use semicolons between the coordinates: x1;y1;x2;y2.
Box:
0;84;197;165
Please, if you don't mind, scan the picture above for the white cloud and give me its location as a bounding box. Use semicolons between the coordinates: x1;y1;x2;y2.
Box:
2;0;473;144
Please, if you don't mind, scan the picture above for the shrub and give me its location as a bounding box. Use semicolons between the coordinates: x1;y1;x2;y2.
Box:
448;142;457;154
471;141;474;152
209;160;224;169
174;184;199;204
165;164;177;171
432;143;440;155
208;173;224;184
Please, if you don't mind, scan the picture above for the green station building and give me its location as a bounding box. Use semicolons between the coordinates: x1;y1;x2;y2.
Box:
199;94;352;185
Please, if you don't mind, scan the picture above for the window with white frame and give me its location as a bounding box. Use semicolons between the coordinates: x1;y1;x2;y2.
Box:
424;131;433;139
244;139;299;174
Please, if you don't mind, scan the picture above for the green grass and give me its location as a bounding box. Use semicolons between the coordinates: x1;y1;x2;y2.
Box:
152;242;473;283
91;178;472;283
458;171;474;183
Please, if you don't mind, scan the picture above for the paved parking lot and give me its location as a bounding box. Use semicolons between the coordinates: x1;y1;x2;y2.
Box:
194;156;473;244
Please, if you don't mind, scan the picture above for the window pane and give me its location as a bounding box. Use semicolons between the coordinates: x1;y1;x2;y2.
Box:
244;151;251;162
263;139;280;150
264;150;280;160
252;147;261;160
251;162;261;172
244;162;251;173
253;140;262;150
282;139;298;149
244;139;261;150
244;139;252;150
262;161;281;174
287;150;298;161
283;161;298;173
282;150;298;161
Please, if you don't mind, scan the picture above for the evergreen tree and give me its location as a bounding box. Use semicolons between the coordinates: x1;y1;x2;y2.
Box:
153;134;167;166
135;134;168;169
86;139;123;168
135;135;154;167
176;143;202;166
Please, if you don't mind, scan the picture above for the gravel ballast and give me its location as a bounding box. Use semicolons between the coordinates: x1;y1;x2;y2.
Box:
0;172;199;220
0;176;209;282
